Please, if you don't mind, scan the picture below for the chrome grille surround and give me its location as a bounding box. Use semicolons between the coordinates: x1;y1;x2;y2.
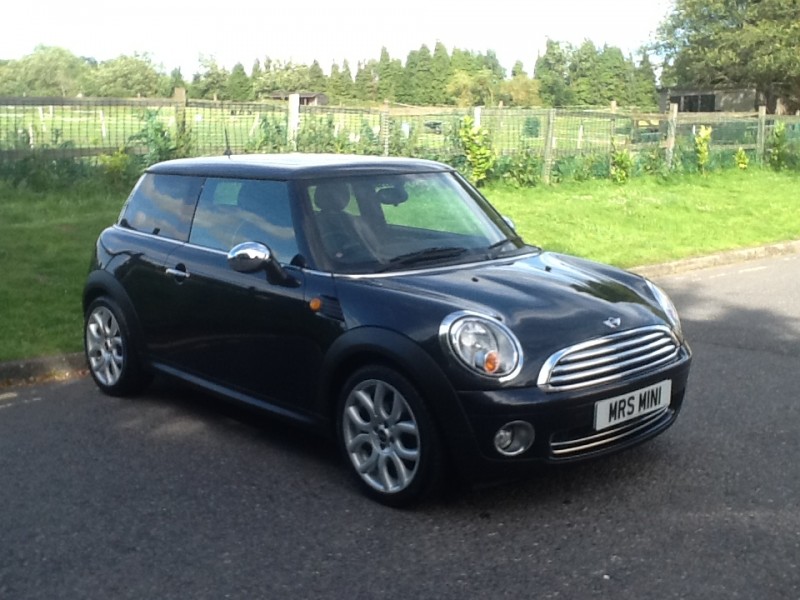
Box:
550;406;672;458
538;325;680;392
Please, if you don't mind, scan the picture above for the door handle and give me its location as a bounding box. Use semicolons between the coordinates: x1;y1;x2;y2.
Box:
165;266;190;280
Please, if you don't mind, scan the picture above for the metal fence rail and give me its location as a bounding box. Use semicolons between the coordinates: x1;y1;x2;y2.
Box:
1;95;799;181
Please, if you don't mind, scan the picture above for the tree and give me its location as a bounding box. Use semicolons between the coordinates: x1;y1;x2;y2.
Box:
160;68;186;97
308;60;327;91
377;47;402;102
87;54;162;97
327;61;354;101
535;40;573;106
631;52;658;108
595;45;629;105
447;69;478;107
501;74;541;107
657;0;800;109
227;63;251;101
569;40;601;106
430;42;452;105
190;56;229;100
10;45;90;96
354;60;379;102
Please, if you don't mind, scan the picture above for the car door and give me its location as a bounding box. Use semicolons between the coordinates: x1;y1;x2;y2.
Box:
114;172;204;352
154;177;329;414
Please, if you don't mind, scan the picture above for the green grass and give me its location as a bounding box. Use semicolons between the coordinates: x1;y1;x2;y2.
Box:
485;169;800;267
0;182;124;361
1;169;799;362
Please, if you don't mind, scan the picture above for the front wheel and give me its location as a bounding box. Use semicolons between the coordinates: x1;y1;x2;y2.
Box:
84;297;149;396
338;366;444;507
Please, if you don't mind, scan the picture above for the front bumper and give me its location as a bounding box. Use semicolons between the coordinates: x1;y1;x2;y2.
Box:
447;345;692;483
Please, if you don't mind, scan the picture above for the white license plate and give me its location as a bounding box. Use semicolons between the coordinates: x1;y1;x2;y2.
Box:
594;380;672;431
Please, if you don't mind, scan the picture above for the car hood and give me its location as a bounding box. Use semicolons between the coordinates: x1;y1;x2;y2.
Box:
334;251;672;385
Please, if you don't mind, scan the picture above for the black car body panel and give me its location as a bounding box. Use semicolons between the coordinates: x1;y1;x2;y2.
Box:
83;154;692;498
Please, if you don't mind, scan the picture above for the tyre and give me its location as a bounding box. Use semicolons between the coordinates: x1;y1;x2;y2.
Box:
338;366;444;507
84;297;149;396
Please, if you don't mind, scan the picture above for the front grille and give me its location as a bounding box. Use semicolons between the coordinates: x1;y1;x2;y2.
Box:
550;406;672;458
538;326;680;392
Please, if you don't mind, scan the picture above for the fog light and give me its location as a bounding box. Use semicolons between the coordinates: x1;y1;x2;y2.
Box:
493;421;535;456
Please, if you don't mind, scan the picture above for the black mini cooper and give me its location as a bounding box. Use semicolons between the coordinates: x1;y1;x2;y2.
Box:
83;154;692;506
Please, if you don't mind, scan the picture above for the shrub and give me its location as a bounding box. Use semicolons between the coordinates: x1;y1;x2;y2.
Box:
127;110;192;167
768;121;789;171
610;147;633;183
246;114;288;153
457;116;496;187
523;117;541;138
496;150;542;187
551;153;609;183
734;147;750;170
694;125;712;174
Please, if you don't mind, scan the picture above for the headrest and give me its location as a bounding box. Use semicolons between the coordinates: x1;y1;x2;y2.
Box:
314;182;351;212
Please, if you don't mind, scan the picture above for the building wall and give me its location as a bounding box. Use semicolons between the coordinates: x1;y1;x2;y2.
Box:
658;88;760;112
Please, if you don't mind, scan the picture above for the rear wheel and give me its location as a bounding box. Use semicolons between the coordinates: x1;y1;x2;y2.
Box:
84;297;149;396
338;366;444;507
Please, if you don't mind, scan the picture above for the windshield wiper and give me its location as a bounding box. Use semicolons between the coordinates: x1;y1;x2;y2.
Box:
486;236;541;259
381;246;469;271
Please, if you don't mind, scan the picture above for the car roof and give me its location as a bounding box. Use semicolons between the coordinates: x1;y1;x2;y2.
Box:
146;153;453;180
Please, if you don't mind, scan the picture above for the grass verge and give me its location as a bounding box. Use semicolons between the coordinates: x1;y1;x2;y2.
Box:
0;183;124;362
0;169;798;362
486;170;800;268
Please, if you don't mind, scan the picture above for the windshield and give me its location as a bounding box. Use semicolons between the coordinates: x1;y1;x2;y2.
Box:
299;171;529;274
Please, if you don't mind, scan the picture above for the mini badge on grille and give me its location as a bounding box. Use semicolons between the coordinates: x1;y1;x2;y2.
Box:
604;317;622;329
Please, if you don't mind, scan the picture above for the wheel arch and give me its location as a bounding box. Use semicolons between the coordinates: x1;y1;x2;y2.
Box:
316;327;477;470
83;271;147;362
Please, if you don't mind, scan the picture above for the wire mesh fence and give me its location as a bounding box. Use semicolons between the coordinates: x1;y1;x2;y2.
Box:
1;95;799;180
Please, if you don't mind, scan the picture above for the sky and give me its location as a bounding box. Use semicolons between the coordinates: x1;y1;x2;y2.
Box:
1;0;672;76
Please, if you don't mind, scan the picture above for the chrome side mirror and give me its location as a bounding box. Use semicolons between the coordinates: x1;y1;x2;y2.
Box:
227;241;298;286
227;241;271;273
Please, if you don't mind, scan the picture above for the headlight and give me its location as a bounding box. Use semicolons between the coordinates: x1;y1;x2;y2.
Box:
439;311;523;380
646;280;683;339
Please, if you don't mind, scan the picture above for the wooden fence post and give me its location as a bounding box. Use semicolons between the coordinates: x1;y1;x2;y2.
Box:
756;105;767;165
665;102;678;169
381;100;391;157
542;108;556;184
287;93;301;150
473;106;482;129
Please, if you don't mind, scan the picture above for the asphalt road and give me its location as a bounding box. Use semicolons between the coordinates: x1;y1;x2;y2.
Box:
2;255;799;600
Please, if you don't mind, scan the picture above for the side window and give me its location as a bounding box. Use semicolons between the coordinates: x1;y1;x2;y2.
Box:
119;173;201;242
189;178;299;263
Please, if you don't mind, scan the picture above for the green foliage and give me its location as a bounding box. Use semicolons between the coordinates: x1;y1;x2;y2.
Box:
658;0;800;111
552;153;610;183
534;40;574;107
1;152;90;191
247;114;289;153
127;109;192;167
610;147;634;183
636;148;670;178
735;147;750;170
768;121;790;171
97;148;142;187
226;63;252;101
86;53;163;98
495;150;542;187
694;125;712;174
523;117;541;138
457;116;496;186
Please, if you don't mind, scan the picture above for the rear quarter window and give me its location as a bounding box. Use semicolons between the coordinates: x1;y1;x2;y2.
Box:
119;173;203;242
